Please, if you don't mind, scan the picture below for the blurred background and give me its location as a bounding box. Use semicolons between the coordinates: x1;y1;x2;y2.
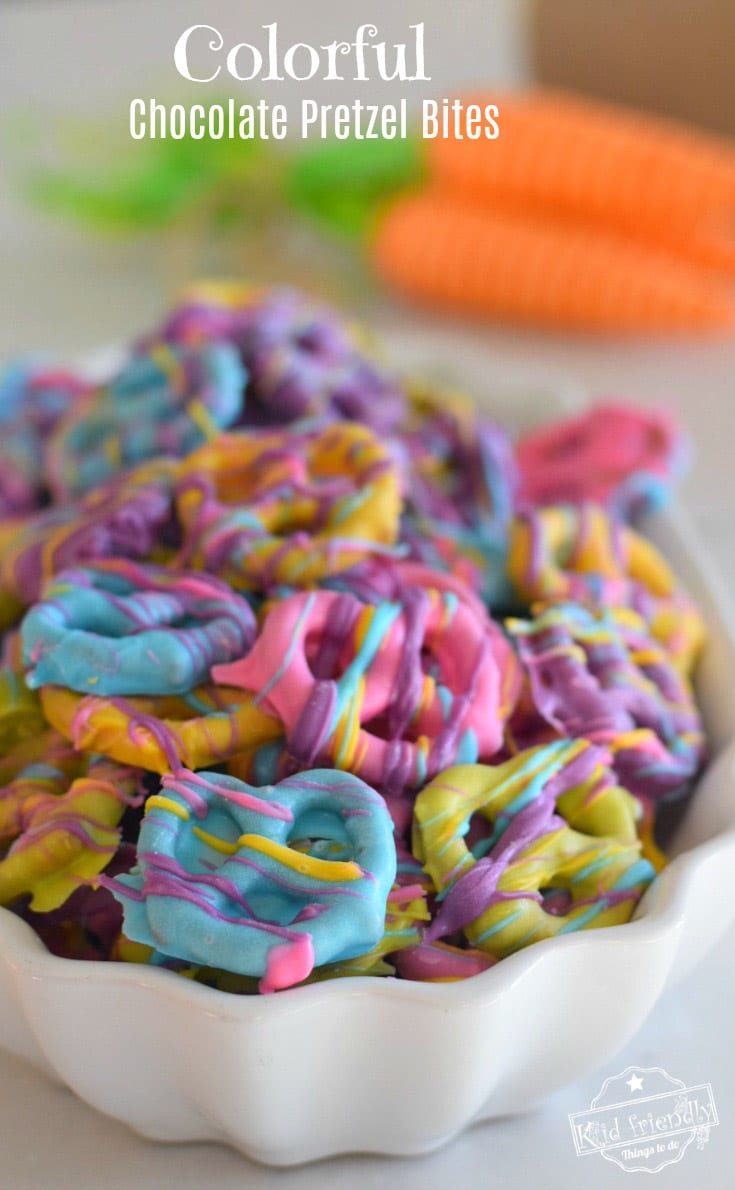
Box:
0;0;528;352
1;0;734;576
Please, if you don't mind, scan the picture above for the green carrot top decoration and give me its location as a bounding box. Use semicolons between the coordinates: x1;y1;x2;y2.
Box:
24;101;423;238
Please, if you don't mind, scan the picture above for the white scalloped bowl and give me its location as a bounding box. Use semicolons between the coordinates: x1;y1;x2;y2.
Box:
1;344;734;1166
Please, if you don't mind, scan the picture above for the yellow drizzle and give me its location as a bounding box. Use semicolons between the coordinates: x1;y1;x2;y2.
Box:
147;795;191;821
192;825;238;854
188;399;221;442
237;834;363;881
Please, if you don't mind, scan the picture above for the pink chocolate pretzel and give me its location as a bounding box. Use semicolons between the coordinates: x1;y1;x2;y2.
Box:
214;586;518;795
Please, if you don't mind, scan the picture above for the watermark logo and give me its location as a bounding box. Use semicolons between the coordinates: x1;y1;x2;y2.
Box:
569;1066;718;1173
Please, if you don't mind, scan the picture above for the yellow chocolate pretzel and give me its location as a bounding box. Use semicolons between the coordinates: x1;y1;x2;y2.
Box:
413;742;655;960
40;684;282;776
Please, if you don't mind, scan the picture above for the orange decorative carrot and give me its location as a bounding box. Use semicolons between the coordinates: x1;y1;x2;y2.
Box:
649;216;735;275
428;90;735;273
373;191;734;334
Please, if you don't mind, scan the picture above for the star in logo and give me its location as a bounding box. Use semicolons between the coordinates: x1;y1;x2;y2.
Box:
626;1073;644;1092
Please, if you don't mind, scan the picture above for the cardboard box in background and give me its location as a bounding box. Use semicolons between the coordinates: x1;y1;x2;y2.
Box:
533;0;735;137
